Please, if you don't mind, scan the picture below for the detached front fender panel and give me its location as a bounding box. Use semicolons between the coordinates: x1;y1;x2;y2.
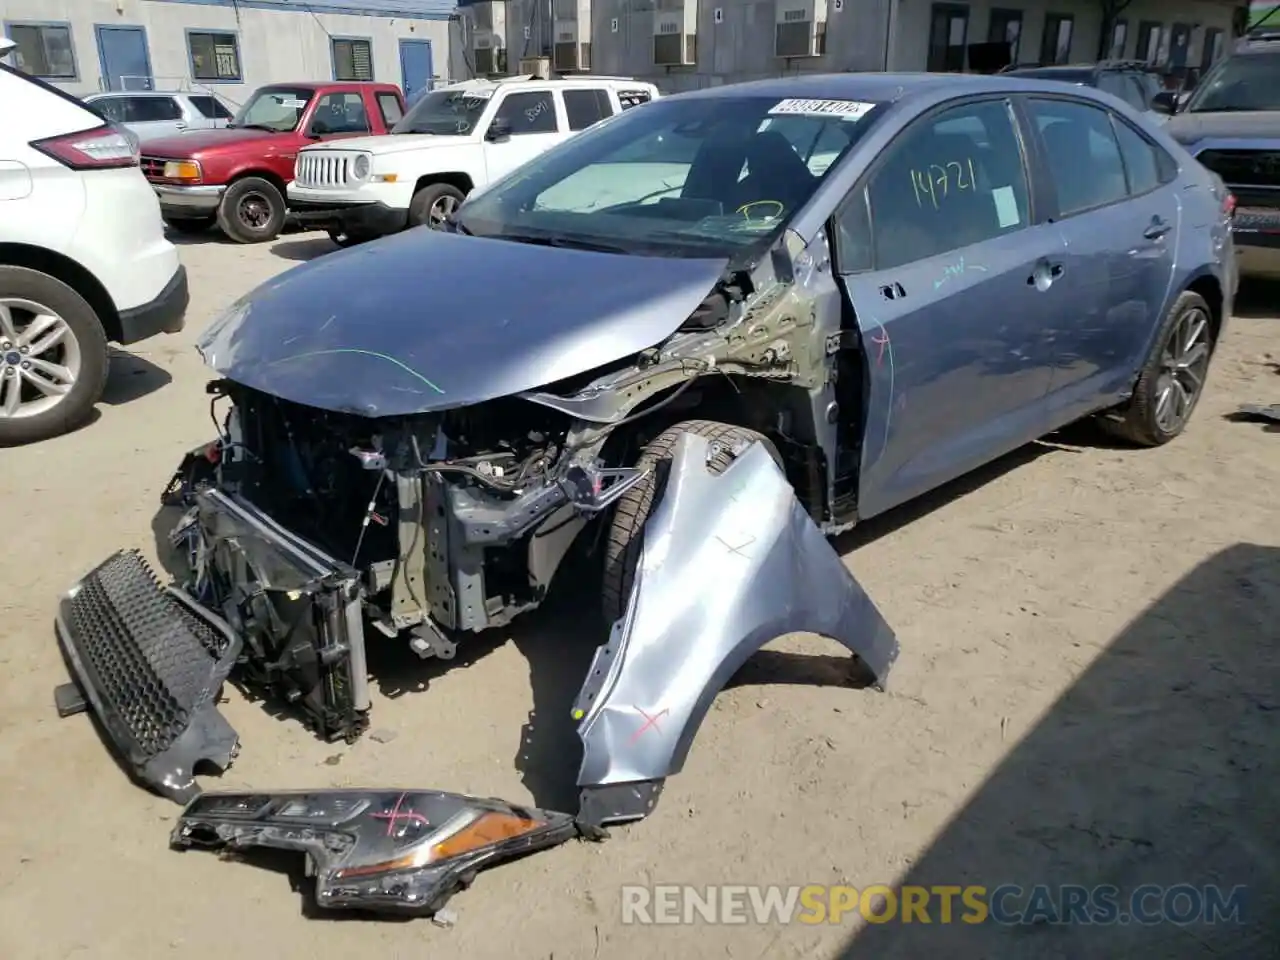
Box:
573;433;898;818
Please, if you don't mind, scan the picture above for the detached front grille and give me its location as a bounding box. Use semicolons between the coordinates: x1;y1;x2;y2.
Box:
296;152;353;188
1197;149;1280;190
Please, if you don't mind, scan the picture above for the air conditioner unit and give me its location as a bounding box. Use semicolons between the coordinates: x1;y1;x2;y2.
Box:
653;2;697;66
774;0;829;58
553;21;591;71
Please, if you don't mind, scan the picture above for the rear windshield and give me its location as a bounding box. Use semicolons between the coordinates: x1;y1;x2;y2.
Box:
1002;68;1094;85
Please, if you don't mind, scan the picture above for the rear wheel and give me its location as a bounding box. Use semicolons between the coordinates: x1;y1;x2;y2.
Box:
408;183;466;230
164;216;215;235
217;177;286;243
0;266;109;446
600;420;781;622
1099;290;1215;446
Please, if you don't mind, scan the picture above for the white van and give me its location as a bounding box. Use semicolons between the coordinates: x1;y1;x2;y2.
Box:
0;36;188;445
287;75;660;245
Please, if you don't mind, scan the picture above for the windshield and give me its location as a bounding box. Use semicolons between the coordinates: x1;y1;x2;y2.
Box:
455;94;881;256
1186;51;1280;112
392;87;493;135
232;87;314;132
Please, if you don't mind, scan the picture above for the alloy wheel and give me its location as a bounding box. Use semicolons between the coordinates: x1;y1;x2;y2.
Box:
0;297;82;420
1153;306;1211;434
428;195;459;229
237;191;273;231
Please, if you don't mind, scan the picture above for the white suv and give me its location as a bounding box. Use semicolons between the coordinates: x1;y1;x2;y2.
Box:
0;37;188;445
287;76;659;245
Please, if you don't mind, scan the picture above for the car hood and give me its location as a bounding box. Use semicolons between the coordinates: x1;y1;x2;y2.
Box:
196;229;730;417
1165;111;1280;148
310;133;475;155
141;127;285;157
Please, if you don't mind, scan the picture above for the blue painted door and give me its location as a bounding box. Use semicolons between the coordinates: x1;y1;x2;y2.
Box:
95;26;152;91
399;39;434;104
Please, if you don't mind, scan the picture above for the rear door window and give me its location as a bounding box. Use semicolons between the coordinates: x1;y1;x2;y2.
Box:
1027;98;1128;216
562;88;613;131
493;90;558;134
130;96;183;122
862;98;1031;269
1112;116;1173;195
91;98;127;123
188;95;233;119
309;92;371;135
376;91;404;126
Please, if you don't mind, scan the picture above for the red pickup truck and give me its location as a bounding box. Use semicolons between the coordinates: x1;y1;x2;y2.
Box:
141;81;405;243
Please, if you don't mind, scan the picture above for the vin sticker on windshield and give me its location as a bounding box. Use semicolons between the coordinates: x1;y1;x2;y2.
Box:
768;98;876;120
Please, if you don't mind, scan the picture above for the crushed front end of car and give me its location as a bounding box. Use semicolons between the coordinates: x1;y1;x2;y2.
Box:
52;223;900;919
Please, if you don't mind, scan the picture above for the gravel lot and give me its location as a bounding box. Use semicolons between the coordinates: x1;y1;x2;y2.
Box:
2;232;1277;959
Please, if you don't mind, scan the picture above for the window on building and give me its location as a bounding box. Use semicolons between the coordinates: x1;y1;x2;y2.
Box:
927;4;969;72
5;22;76;79
988;9;1023;63
376;92;404;126
1028;99;1127;216
1200;27;1224;73
188;95;233;119
562;88;613;131
1136;22;1162;64
1040;14;1074;65
332;38;374;81
187;31;240;81
309;92;371;135
1109;19;1129;59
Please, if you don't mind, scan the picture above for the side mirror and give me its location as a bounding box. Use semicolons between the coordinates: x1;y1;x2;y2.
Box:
485;118;512;143
1151;90;1178;115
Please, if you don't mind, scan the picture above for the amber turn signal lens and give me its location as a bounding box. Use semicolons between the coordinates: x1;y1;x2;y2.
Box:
431;812;546;860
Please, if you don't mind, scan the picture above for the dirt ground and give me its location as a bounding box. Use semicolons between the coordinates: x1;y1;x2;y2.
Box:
2;233;1277;959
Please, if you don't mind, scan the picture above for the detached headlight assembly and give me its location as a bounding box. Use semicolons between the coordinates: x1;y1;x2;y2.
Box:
171;789;579;916
352;153;371;180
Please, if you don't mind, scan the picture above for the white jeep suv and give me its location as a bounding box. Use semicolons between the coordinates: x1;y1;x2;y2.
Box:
0;36;188;445
287;76;659;245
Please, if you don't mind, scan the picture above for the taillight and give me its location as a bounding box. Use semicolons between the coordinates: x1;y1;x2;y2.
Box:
1223;192;1237;218
29;123;139;170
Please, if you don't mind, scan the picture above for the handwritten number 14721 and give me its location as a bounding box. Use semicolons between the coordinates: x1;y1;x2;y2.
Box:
911;158;978;210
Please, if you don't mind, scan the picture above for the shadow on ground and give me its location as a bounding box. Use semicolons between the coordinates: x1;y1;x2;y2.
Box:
102;348;171;406
835;543;1280;959
1231;279;1280;321
270;236;340;262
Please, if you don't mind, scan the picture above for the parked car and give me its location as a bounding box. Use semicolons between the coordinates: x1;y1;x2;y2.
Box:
59;72;1234;832
140;81;406;243
286;75;659;245
0;38;188;446
1159;30;1280;280
82;90;233;142
1000;60;1166;121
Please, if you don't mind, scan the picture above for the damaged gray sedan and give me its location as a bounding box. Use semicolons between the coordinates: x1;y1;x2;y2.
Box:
55;71;1232;919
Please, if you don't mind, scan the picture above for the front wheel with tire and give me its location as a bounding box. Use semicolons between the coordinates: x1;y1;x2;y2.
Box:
408;183;466;230
1100;290;1216;447
0;266;109;446
217;177;286;243
600;420;781;622
164;216;215;235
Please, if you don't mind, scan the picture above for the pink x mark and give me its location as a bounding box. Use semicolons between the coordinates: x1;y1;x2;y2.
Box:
629;706;670;744
871;328;890;367
371;792;430;836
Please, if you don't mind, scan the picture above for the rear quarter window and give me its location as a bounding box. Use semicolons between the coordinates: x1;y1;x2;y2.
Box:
188;95;233;119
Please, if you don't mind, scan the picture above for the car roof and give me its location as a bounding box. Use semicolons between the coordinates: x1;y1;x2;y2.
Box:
438;74;656;91
85;90;211;98
664;71;1128;105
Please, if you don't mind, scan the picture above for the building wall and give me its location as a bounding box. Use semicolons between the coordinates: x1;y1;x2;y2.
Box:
574;0;1244;91
0;0;459;102
892;0;1243;74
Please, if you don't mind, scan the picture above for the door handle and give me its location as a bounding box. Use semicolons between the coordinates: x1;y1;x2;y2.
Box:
1143;217;1172;240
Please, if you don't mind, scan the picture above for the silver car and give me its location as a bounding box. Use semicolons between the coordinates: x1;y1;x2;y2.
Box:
82;91;233;142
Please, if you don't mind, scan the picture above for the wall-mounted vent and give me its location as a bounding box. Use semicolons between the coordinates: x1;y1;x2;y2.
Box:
653;4;697;66
774;0;830;58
